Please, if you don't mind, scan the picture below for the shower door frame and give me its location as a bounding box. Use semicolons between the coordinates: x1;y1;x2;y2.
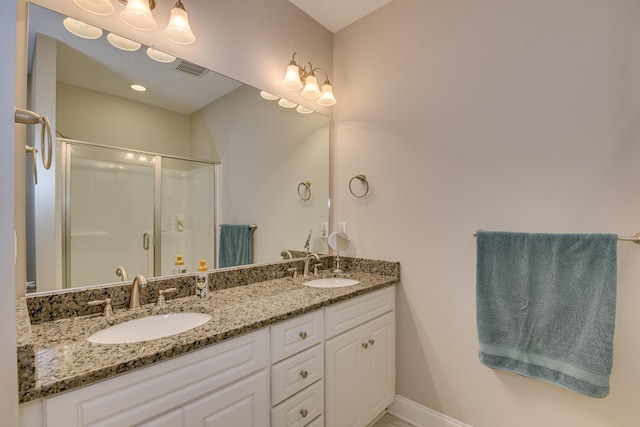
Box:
60;138;219;288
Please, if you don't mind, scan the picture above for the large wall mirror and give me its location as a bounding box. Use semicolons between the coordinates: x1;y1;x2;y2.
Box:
26;4;330;293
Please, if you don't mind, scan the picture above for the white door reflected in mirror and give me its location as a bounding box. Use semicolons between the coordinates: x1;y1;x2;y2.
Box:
327;231;349;274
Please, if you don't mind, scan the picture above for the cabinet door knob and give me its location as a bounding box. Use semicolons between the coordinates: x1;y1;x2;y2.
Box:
369;339;375;346
299;370;308;379
362;342;368;349
299;331;308;340
300;408;308;418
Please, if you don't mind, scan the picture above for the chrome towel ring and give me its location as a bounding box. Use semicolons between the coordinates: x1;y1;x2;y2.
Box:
349;174;369;198
298;181;311;201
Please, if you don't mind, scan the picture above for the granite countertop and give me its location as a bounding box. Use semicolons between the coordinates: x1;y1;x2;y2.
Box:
17;259;399;403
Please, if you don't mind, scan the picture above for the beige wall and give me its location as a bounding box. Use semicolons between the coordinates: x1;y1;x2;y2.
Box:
333;0;640;426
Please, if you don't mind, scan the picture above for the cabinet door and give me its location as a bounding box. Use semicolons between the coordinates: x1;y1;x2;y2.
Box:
325;324;367;427
182;370;269;427
364;312;395;425
138;408;183;427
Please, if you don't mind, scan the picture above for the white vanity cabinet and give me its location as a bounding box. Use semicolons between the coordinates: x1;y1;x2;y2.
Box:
324;287;396;427
43;329;270;427
270;310;325;427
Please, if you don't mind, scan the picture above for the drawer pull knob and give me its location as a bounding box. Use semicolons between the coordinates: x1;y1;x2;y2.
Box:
369;339;375;346
299;331;308;340
300;409;308;418
300;370;308;379
362;342;368;349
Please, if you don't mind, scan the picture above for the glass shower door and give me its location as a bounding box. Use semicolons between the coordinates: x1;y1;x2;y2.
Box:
67;145;155;287
159;158;215;275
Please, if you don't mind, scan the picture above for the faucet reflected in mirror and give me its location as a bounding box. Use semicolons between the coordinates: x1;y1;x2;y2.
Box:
25;4;330;294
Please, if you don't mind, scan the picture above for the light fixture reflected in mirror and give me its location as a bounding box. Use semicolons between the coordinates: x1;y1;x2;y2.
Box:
278;99;297;109
130;84;147;92
282;52;337;106
107;33;141;51
163;0;196;45
63;17;103;39
296;105;313;114
146;47;176;63
260;91;279;101
73;0;114;16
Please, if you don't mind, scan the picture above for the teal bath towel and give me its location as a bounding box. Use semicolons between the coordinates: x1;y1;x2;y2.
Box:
476;231;617;398
219;224;254;268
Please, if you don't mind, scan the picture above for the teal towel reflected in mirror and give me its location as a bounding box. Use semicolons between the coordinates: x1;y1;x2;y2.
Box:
476;231;617;398
219;224;254;268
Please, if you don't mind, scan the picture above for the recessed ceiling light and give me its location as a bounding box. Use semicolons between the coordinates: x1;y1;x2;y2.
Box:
260;91;279;101
63;17;103;39
146;47;176;63
130;84;147;92
107;33;141;51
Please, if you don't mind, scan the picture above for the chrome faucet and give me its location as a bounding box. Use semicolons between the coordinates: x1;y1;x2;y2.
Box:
303;253;320;278
129;274;146;310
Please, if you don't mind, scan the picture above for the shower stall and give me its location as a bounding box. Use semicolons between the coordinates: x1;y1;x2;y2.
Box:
61;139;216;288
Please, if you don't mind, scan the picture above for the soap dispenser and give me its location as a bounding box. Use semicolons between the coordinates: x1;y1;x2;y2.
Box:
196;260;208;299
172;255;186;275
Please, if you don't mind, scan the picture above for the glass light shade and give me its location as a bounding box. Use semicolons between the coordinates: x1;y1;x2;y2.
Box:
260;91;279;101
278;99;297;109
282;64;303;90
120;0;157;31
63;17;103;39
301;74;321;99
146;47;176;63
296;105;313;114
130;84;147;91
73;0;114;15
317;82;337;106
163;4;196;45
107;33;141;51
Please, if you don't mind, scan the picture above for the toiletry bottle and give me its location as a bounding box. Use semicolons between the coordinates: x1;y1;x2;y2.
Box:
173;255;185;275
196;260;208;299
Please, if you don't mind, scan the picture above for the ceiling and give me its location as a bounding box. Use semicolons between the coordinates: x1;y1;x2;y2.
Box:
289;0;393;33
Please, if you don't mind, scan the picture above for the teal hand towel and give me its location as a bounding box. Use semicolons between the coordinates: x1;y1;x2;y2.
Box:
476;231;617;398
219;224;254;268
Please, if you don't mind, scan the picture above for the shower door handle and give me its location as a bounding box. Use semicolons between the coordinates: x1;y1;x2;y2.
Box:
143;233;150;250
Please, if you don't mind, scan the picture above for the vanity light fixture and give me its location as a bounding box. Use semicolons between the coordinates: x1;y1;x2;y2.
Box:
281;52;337;106
72;0;198;45
107;33;141;51
119;0;157;31
63;17;103;39
163;0;196;45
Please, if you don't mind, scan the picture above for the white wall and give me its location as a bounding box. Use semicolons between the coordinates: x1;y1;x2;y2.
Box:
3;1;19;426
333;0;640;426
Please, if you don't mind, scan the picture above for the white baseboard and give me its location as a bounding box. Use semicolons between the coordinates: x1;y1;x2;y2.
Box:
388;395;472;427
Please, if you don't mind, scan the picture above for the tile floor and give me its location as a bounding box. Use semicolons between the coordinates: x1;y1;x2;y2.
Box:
372;412;415;427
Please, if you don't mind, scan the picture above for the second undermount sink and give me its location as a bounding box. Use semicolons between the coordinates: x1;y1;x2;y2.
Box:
303;277;360;288
88;312;212;344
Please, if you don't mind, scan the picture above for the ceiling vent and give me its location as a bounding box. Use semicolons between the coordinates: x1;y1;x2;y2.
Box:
175;60;208;77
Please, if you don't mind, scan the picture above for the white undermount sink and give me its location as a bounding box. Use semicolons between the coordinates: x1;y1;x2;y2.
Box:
87;312;212;344
303;277;360;288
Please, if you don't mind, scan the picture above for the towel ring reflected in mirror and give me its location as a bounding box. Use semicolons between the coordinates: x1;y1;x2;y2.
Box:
349;174;369;198
298;181;311;201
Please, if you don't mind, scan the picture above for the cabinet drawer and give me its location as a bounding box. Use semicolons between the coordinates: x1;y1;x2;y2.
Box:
271;310;323;363
272;344;324;405
272;379;324;427
325;286;394;339
305;414;324;427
